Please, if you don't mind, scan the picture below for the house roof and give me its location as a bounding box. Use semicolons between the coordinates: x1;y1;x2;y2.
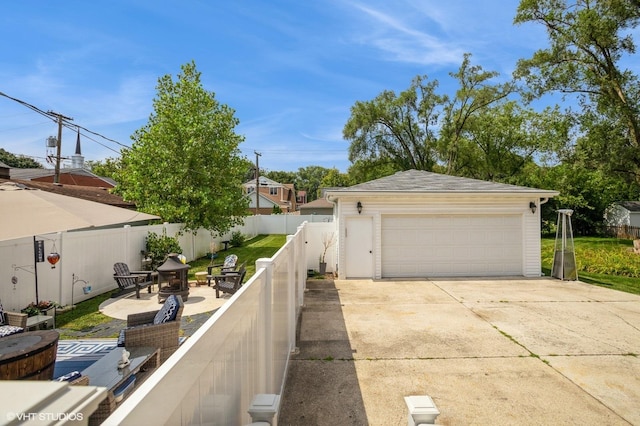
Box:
4;167;116;187
326;170;559;196
618;201;640;212
299;198;333;209
0;178;135;208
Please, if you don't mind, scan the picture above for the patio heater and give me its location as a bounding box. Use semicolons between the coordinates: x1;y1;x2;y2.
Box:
157;253;190;303
552;209;578;281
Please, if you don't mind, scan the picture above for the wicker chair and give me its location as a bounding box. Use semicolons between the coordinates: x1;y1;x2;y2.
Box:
0;309;27;338
212;263;247;298
118;295;184;363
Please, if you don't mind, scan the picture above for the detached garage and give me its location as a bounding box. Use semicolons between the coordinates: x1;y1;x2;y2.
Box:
325;170;558;279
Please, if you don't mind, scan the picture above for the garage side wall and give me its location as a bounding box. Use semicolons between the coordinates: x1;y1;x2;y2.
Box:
336;195;544;279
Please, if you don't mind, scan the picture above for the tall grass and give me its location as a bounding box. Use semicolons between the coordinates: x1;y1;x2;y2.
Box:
541;237;640;295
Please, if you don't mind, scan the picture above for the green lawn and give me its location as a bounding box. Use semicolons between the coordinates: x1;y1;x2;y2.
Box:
56;234;287;332
541;236;640;295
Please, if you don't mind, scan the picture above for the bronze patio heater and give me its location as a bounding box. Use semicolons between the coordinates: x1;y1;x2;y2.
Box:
157;253;190;303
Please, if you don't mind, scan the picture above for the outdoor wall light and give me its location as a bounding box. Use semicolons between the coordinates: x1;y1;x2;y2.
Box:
357;201;363;214
529;201;537;214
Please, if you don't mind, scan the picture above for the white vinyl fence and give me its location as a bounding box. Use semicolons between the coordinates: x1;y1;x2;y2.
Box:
105;223;308;425
0;215;332;313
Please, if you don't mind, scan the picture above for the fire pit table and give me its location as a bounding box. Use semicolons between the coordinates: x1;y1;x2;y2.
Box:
157;253;190;303
0;330;59;380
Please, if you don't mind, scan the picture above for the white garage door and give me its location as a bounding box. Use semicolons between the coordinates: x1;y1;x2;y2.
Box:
381;214;523;277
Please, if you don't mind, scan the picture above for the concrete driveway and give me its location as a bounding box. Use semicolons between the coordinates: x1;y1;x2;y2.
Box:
279;278;640;425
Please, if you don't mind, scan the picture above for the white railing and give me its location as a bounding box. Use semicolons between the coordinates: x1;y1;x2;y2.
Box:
105;223;307;425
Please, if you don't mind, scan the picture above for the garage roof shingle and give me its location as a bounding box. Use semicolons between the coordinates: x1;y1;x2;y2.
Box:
331;170;558;194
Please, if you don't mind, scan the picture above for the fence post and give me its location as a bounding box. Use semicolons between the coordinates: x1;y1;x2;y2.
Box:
256;257;274;392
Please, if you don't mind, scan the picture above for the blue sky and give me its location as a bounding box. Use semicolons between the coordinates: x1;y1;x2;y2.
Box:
0;1;547;173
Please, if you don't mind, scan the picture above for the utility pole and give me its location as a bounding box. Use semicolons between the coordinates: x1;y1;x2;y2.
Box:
254;151;261;215
48;111;73;183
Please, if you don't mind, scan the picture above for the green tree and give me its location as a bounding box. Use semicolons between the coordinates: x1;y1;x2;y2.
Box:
85;157;121;181
294;165;331;201
263;170;297;186
320;168;353;188
455;102;571;182
514;0;640;180
344;75;443;171
346;158;399;184
116;61;248;235
0;148;42;168
343;55;548;180
440;54;516;175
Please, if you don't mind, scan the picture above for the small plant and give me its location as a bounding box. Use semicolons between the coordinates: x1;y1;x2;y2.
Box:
146;230;182;270
230;231;245;247
22;300;59;317
320;232;336;264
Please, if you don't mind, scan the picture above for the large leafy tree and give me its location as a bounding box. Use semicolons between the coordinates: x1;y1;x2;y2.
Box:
343;54;561;181
117;61;248;234
440;54;516;175
346;158;398;184
0;148;42;168
320;167;353;188
85;157;121;180
514;0;640;180
344;74;443;172
455;101;571;182
294;165;331;201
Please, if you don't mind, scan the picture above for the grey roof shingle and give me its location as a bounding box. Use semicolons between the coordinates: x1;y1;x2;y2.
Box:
618;201;640;212
330;170;557;194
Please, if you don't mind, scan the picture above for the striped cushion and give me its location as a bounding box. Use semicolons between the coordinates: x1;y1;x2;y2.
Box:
0;325;24;338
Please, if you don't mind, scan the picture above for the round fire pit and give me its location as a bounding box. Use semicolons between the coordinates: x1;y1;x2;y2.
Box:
157;253;190;303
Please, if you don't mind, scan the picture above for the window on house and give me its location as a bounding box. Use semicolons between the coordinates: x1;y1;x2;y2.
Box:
270;187;278;196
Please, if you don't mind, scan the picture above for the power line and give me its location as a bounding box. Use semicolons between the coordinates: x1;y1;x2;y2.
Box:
0;90;129;153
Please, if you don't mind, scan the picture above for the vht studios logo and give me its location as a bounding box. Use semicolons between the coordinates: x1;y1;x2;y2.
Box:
6;412;84;422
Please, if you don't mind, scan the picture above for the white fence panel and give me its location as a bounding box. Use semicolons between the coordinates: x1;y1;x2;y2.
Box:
305;221;338;274
258;214;332;235
107;224;307;425
0;215;330;311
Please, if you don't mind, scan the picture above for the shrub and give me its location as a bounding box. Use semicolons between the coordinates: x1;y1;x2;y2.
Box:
146;230;182;269
230;231;245;247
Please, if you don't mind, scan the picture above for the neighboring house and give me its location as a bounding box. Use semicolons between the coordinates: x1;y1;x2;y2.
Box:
296;190;307;207
325;170;559;279
243;176;297;214
0;178;135;209
298;197;334;215
0;139;115;188
604;201;640;227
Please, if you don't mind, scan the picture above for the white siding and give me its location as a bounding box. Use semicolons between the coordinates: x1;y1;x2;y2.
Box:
337;196;543;279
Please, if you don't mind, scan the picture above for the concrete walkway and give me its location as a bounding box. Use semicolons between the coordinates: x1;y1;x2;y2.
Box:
278;278;640;425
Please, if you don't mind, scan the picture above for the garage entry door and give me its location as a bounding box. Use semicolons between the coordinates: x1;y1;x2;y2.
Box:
381;214;523;277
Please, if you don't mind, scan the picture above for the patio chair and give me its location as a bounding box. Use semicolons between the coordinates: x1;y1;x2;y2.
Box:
0;301;27;338
211;263;247;298
113;262;154;299
206;254;238;286
117;294;184;363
